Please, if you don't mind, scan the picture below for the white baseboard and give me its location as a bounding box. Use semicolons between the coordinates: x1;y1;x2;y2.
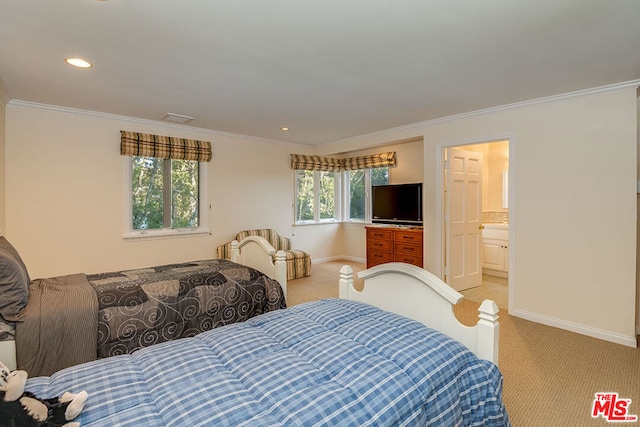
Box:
511;308;638;348
312;256;366;265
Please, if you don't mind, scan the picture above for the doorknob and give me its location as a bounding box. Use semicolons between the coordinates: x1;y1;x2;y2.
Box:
479;224;485;230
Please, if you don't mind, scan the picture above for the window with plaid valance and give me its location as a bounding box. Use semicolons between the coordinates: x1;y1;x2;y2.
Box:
120;131;212;162
290;152;396;171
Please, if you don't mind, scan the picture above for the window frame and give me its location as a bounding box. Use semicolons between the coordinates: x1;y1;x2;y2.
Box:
123;156;209;240
342;167;389;224
342;169;370;223
294;169;341;224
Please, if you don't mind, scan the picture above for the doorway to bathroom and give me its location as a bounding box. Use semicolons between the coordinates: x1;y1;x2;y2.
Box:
442;139;510;310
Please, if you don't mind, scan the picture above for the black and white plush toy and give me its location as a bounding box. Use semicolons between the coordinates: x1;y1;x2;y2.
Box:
0;360;88;427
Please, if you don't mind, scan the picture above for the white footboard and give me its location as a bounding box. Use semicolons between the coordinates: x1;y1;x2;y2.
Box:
339;262;500;365
230;236;287;298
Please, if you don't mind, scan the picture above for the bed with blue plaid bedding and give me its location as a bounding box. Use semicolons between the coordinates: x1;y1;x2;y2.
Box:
24;299;510;426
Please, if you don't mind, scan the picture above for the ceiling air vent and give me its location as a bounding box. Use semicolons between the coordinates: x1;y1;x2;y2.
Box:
162;113;194;124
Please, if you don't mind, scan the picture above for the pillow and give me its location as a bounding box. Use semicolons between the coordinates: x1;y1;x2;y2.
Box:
0;237;31;321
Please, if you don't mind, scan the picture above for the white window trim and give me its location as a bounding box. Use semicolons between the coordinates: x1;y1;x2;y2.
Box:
294;170;341;224
122;156;210;241
343;168;375;224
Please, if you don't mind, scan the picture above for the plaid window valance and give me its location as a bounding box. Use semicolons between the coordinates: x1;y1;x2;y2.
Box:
120;131;212;162
341;152;396;170
290;154;343;172
291;152;396;171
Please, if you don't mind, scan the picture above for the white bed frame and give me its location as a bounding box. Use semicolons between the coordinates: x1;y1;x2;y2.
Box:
339;262;500;365
0;235;288;372
229;235;287;298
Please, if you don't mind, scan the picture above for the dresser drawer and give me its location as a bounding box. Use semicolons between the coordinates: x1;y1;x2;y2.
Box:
394;229;423;244
394;241;422;255
367;250;393;268
367;238;393;252
367;228;393;241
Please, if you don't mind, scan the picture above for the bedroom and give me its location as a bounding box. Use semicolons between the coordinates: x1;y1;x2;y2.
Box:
3;82;637;349
0;1;639;425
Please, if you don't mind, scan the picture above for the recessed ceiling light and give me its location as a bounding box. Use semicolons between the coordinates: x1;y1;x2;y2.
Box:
281;127;289;131
65;58;93;68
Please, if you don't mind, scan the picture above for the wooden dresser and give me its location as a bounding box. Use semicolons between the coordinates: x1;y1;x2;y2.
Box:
365;226;423;268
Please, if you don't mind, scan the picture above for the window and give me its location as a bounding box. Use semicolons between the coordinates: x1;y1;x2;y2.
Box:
295;170;338;223
345;167;389;222
120;131;211;238
126;157;208;238
291;152;395;225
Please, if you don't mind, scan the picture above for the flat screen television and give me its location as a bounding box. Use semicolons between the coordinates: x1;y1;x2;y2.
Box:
372;183;423;226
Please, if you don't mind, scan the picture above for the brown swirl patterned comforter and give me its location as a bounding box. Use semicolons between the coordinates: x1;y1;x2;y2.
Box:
86;259;286;358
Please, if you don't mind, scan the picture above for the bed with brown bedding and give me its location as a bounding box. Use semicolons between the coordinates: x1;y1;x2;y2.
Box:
0;236;287;376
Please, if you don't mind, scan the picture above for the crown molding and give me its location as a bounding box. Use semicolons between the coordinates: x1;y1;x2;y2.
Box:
329;79;640;145
6;99;306;148
424;79;640;127
6;79;639;147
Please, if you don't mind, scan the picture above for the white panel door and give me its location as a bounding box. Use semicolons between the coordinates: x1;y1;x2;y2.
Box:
446;148;483;291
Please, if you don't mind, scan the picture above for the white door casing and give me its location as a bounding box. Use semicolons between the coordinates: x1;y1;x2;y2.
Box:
445;148;483;291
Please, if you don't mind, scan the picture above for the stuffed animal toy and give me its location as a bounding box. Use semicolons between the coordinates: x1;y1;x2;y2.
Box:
0;361;88;427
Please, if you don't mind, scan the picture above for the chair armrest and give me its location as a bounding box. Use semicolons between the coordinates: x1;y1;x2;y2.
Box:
277;234;292;251
216;242;232;259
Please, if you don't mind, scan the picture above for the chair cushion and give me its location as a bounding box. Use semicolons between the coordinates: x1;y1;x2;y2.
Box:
282;249;310;260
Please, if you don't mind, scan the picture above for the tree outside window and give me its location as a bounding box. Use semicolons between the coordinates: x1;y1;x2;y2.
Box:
319;171;336;220
346;167;389;222
295;170;314;221
132;157;200;230
294;166;388;224
295;170;337;222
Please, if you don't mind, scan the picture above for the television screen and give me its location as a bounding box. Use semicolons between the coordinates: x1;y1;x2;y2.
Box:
372;183;423;225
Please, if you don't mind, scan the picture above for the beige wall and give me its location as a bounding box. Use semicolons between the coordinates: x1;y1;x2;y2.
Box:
5;103;308;278
325;86;638;347
486;140;509;212
3;104;424;277
4;85;637;347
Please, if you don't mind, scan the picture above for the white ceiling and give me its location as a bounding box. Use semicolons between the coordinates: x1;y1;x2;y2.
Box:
1;1;639;145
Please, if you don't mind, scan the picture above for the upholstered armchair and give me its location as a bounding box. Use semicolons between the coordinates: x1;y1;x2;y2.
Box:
217;229;311;280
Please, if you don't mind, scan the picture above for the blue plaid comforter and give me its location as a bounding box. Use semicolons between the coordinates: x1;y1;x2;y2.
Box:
25;299;510;426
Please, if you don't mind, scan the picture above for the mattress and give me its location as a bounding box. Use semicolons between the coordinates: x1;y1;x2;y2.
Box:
25;299;510;426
